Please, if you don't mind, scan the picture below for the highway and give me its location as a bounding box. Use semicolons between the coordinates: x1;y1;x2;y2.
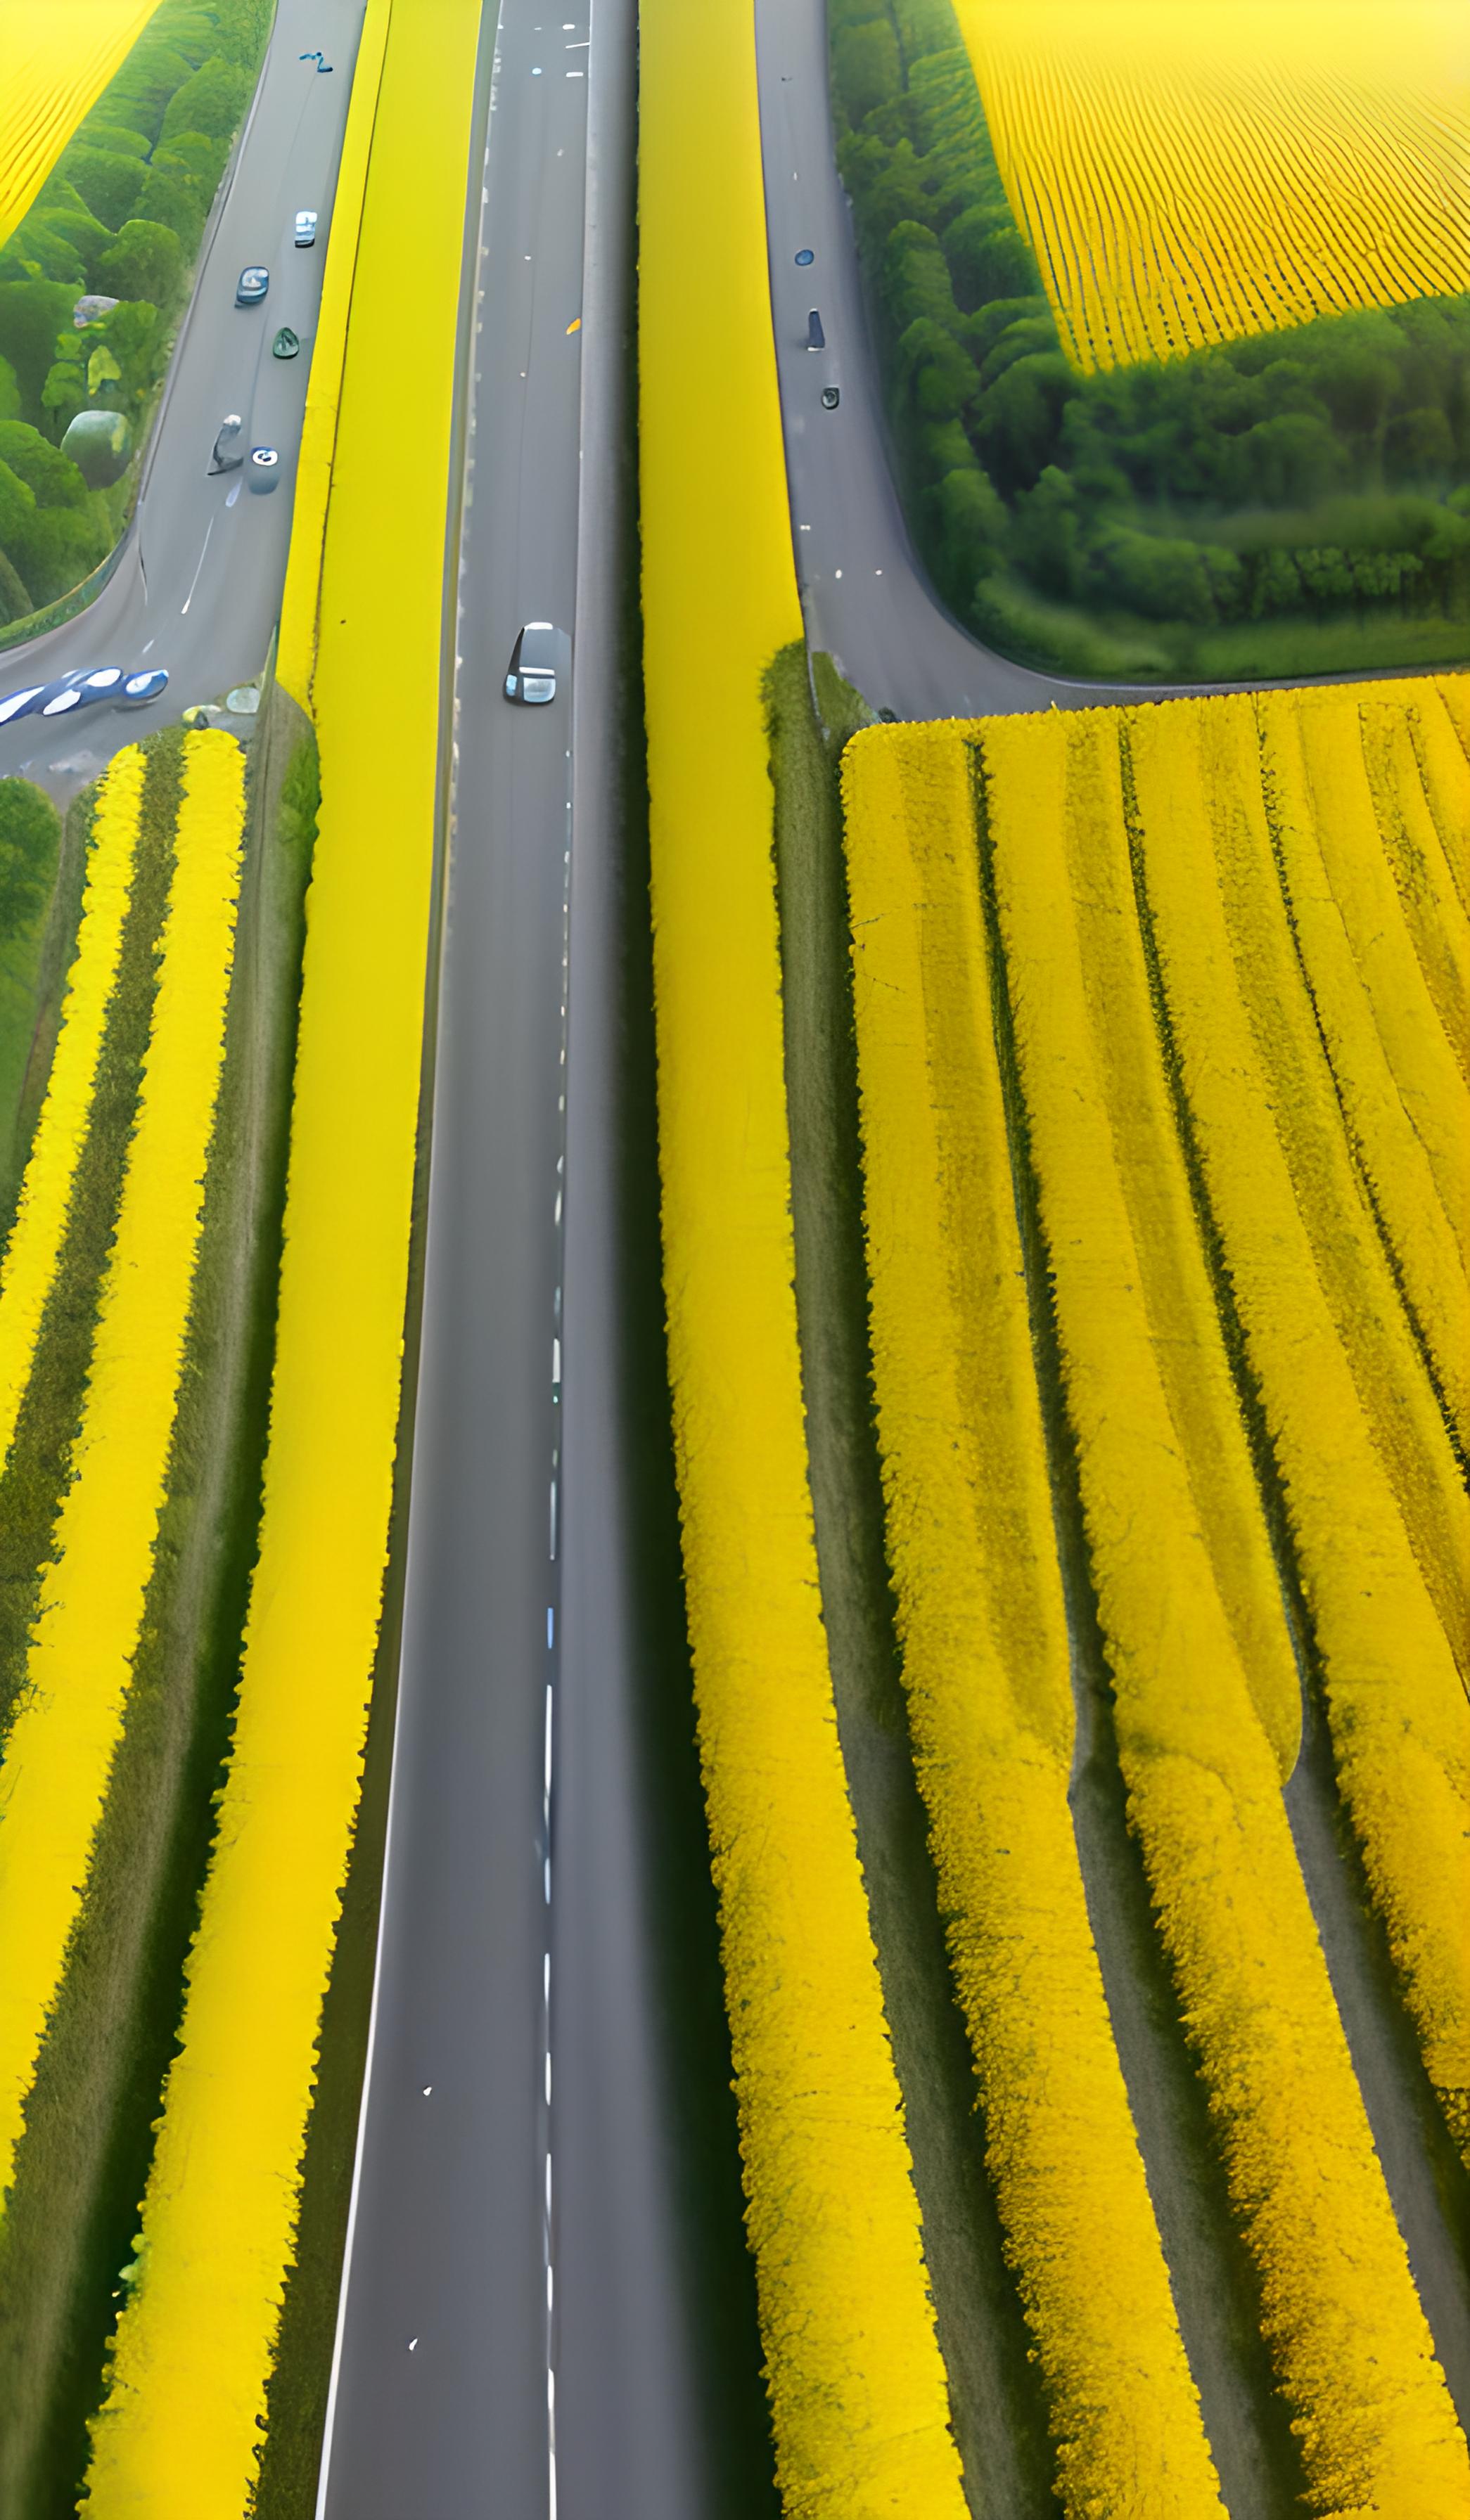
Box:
0;0;364;788
314;2;737;2512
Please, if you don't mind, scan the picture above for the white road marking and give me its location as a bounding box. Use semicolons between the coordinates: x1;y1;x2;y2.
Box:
180;515;215;614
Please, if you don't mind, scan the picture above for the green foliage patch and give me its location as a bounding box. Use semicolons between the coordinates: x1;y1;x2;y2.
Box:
831;0;1470;678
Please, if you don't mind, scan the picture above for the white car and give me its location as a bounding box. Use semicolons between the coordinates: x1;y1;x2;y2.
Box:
294;209;318;246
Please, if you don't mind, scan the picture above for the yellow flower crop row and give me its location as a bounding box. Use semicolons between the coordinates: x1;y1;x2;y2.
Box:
978;705;1469;2515
79;8;485;2509
1411;676;1470;920
1182;698;1469;1668
954;0;1470;369
842;723;1225;2518
1358;698;1470;1089
276;0;393;713
639;1;965;2508
0;0;163;250
0;746;143;1484
1256;691;1469;1451
0;728;243;2213
1127;698;1470;2169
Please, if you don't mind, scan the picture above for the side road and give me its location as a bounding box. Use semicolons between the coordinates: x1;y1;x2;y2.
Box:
0;0;364;790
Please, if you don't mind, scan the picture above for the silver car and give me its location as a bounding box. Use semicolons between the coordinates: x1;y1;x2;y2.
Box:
294;209;318;246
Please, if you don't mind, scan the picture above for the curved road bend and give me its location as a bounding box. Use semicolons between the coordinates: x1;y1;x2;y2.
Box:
0;0;364;788
753;0;1455;719
317;2;714;2513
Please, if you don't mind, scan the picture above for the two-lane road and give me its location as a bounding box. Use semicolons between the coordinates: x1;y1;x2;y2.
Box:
0;0;363;786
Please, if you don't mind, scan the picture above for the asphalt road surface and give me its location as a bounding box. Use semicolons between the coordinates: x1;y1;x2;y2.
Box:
0;0;364;790
315;4;717;2513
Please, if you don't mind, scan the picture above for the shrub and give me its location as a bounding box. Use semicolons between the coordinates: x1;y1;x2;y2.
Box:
95;218;184;311
0;780;60;937
160;56;248;148
64;145;146;231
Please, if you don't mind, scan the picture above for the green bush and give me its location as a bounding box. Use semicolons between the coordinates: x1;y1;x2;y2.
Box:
95;218;184;309
0;421;91;510
64;146;147;232
0;780;60;936
160;55;248;146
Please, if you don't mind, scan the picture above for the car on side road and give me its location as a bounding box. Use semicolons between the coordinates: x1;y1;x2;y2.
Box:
117;668;169;707
236;265;269;305
294;210;318;245
210;413;244;472
0;665;167;726
504;622;558;705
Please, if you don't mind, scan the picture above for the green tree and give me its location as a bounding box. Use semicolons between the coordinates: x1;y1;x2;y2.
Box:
134;158;206;260
160;56;248;146
966;225;1037;308
0;357;18;423
79;121;151;161
834;19;902;124
1011;465;1085;596
64;145;146;231
0;778;60;937
898;316;975;422
0;419;89;508
931;463;1007;607
0;280;84;420
1248;548;1305;618
96;219;184;309
881;220;962;335
0;546;31;623
976;352;1076;491
1094;527;1216;624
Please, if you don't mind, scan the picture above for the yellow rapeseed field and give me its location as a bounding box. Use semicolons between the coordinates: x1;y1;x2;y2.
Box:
79;6;483;2509
276;0;392;712
640;0;966;2508
954;0;1470;369
0;747;143;1484
983;705;1466;2512
838;682;1470;2505
844;724;1225;2517
0;0;164;250
0;729;243;2212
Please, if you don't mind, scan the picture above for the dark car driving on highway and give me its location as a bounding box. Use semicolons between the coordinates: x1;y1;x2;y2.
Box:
504;622;558;705
236;265;269;305
210;413;243;472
